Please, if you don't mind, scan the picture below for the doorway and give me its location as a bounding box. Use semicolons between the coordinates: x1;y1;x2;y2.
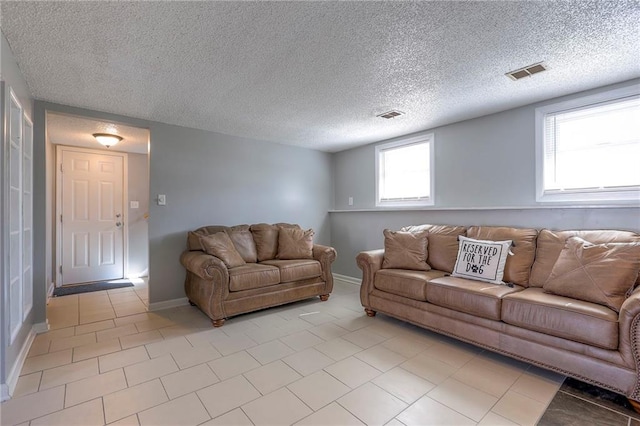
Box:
45;111;150;302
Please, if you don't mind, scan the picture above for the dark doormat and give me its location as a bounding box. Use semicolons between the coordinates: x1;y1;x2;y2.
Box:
538;377;640;425
53;280;134;297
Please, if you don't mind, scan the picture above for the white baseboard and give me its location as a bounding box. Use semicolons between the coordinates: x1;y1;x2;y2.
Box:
0;384;9;402
33;321;50;334
333;273;361;286
1;322;45;401
148;297;189;312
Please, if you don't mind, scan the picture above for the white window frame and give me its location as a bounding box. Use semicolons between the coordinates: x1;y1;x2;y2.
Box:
375;133;435;208
535;85;640;204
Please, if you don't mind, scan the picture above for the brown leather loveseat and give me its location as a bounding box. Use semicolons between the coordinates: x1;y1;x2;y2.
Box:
357;225;640;405
181;223;336;326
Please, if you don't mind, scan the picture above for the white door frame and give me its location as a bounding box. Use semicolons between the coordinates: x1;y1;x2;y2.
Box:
55;145;129;287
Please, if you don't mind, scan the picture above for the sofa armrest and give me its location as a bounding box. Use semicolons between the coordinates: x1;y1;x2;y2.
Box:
313;244;337;294
180;251;230;321
313;244;337;264
180;251;229;282
618;287;640;371
356;249;384;308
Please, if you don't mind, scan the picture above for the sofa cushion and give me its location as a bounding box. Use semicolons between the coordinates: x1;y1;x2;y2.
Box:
427;276;524;320
188;226;230;251
543;237;640;312
400;224;467;273
250;223;280;261
374;269;448;302
502;288;619;350
467;226;538;286
261;259;322;282
228;264;281;292
452;236;512;284
530;229;640;288
382;229;430;271
277;228;314;260
200;232;246;268
228;225;258;263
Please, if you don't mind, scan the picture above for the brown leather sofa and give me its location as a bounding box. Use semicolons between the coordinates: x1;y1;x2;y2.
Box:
181;223;336;326
357;225;640;404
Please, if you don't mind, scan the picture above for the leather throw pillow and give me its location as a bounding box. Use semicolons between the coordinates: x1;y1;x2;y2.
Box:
200;232;246;268
543;237;640;312
228;226;258;263
277;227;314;259
382;229;430;271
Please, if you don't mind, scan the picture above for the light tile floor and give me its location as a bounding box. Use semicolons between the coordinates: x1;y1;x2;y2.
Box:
0;279;565;425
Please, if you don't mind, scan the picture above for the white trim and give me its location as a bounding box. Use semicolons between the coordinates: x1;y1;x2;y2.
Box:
535;84;640;205
330;204;640;213
55;145;129;286
55;144;61;286
22;113;33;321
0;385;8;402
123;157;129;277
1;324;41;401
148;297;189;312
7;88;24;344
375;133;435;208
33;321;49;334
333;273;361;286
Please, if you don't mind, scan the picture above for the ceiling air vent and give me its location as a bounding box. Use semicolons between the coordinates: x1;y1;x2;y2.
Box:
506;62;548;81
377;110;404;119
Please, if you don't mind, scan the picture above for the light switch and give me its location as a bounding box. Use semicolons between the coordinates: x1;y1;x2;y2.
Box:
130;201;139;209
158;194;166;205
348;196;354;206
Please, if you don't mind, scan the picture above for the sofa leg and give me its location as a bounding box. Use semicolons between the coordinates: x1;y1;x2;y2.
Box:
212;319;225;327
319;294;330;301
365;308;376;317
628;399;640;414
188;300;196;307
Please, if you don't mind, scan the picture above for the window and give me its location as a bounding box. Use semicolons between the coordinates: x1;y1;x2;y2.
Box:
535;86;640;203
375;134;435;207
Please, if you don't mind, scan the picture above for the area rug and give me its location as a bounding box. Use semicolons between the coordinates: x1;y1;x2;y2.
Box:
53;280;134;297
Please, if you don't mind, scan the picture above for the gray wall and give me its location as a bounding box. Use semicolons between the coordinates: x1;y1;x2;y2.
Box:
148;123;333;304
1;31;35;392
331;79;640;277
127;153;149;277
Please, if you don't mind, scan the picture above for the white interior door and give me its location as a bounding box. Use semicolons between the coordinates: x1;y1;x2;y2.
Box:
60;148;125;285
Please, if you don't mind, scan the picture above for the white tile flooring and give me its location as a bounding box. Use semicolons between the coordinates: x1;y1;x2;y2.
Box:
0;279;564;425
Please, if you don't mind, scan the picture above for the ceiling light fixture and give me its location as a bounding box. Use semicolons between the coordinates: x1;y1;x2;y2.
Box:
506;62;548;81
93;133;123;148
377;110;404;119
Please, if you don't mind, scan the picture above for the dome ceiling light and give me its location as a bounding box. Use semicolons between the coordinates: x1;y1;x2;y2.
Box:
93;133;123;148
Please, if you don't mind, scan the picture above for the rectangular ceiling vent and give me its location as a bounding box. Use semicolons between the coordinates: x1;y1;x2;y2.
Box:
506;62;548;81
377;110;404;119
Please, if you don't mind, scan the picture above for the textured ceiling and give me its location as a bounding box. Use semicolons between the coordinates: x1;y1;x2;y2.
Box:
1;1;639;152
47;113;149;154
